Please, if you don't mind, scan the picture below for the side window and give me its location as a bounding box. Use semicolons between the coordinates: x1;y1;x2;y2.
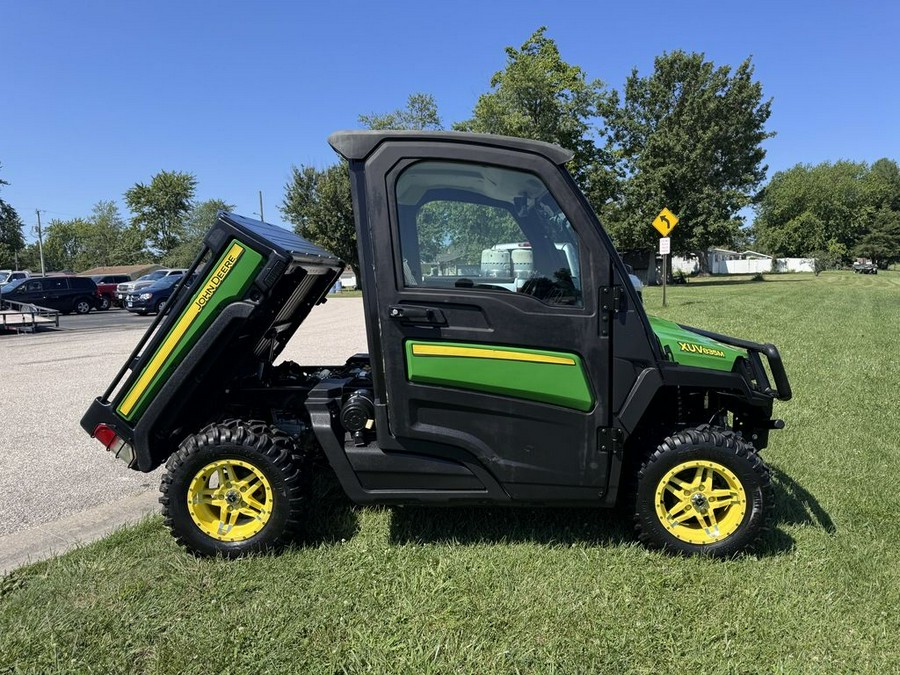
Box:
396;161;583;307
26;280;42;292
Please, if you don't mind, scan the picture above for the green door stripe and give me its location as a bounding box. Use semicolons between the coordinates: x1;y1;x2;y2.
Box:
405;340;594;411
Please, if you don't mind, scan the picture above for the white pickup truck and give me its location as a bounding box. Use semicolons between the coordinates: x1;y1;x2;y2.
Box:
0;270;31;286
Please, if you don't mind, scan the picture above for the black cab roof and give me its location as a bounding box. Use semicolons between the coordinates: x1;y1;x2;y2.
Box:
328;130;574;165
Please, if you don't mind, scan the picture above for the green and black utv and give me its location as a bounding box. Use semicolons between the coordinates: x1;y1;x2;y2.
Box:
82;131;791;558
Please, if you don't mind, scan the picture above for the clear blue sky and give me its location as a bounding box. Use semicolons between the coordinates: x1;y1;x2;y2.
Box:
2;0;898;244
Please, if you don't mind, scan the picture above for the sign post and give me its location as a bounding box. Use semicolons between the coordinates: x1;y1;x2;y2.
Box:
652;208;679;307
659;236;671;307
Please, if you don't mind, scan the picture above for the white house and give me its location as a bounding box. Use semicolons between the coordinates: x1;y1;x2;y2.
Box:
670;249;814;275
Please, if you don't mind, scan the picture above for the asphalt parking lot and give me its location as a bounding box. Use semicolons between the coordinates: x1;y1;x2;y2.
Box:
0;298;367;539
56;307;158;332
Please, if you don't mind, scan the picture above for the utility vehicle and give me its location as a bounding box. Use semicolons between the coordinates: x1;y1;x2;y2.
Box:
852;261;877;274
82;131;791;557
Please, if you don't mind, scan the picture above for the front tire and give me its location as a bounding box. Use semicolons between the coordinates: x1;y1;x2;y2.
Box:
73;298;92;314
634;426;773;557
160;422;307;557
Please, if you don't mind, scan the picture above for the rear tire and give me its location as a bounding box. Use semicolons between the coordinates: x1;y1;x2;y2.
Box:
98;296;111;311
634;426;772;557
160;421;307;557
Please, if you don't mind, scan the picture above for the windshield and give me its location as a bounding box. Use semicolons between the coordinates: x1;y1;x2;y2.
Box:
150;275;183;289
1;278;27;293
138;271;167;282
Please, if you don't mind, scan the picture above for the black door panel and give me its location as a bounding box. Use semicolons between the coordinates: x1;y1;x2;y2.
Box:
352;141;614;496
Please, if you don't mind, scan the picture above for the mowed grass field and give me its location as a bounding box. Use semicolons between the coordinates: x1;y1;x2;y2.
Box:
2;271;899;673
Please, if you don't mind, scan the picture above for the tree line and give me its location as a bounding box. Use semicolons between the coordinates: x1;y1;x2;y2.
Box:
2;28;897;276
754;159;900;268
282;28;899;274
0;165;232;273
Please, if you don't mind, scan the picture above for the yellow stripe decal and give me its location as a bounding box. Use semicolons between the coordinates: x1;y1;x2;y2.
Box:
118;243;245;416
411;343;576;366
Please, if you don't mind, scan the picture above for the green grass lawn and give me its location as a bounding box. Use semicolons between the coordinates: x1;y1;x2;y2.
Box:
3;271;899;673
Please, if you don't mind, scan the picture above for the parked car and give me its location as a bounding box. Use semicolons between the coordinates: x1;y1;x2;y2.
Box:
88;274;132;310
0;270;31;285
1;276;100;314
123;273;191;315
852;261;877;274
116;269;185;302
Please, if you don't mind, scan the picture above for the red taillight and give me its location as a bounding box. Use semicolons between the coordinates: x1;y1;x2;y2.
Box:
93;423;118;448
92;423;134;465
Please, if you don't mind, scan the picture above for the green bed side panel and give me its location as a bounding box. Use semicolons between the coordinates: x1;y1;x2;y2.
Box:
116;241;264;421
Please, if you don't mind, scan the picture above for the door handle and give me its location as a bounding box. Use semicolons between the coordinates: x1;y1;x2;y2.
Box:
388;305;446;325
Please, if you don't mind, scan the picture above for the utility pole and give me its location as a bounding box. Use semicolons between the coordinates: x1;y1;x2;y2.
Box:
258;190;265;223
34;209;46;277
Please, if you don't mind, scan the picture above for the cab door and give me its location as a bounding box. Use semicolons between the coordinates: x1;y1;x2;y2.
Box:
349;139;616;500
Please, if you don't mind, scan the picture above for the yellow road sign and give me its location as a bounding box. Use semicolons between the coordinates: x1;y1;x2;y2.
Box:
653;208;679;237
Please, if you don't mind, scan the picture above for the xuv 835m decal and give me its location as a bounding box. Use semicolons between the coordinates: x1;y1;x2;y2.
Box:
116;241;264;421
678;342;726;358
405;341;594;411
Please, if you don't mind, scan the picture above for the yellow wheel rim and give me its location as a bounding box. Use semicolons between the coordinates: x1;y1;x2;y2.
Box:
654;460;747;545
186;459;274;542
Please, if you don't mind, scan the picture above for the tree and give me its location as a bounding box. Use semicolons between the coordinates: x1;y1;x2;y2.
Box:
281;163;358;282
80;201;125;268
359;93;442;131
754;160;886;260
282;93;445;287
41;218;84;271
91;201;146;265
125;171;196;258
0;165;25;269
163;198;234;267
602;52;773;259
0;203;25;269
853;207;900;268
15;242;42;272
455;27;615;202
31;201;148;272
864;158;900;212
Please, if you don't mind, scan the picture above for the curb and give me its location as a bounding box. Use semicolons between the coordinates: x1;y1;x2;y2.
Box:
0;490;160;575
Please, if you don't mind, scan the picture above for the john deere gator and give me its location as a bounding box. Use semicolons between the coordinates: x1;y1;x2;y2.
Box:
82;131;791;557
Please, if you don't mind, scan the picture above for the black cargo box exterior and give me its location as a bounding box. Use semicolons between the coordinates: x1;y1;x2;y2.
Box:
81;212;343;471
